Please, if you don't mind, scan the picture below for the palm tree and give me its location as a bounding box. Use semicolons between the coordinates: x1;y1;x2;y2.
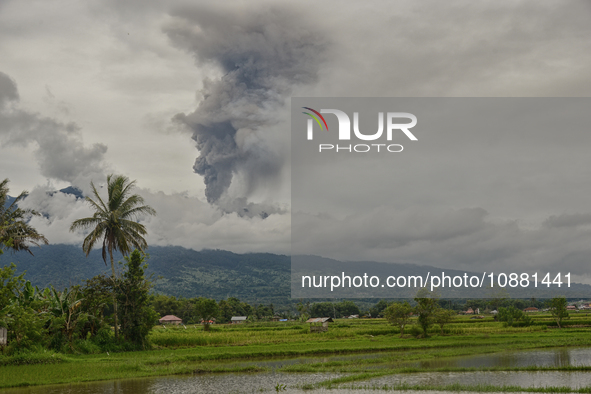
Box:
70;174;156;338
0;178;48;254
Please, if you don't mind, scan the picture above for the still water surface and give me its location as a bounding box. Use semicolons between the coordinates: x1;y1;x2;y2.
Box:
3;347;591;393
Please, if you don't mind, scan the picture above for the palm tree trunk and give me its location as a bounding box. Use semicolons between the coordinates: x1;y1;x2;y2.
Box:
110;249;119;339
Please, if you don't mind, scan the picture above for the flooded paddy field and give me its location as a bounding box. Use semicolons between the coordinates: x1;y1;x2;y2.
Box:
4;347;591;393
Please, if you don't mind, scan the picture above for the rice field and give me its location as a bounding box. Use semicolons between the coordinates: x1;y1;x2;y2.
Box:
2;312;591;389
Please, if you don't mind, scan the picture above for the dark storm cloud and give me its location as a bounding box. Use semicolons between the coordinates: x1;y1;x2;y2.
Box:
0;71;108;188
164;5;327;205
0;71;19;107
293;206;591;277
543;213;591;229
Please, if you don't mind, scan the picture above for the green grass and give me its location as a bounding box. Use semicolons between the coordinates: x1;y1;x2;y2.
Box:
0;350;67;366
3;315;591;389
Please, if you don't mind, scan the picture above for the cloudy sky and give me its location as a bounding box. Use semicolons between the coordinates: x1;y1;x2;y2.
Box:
2;1;591;280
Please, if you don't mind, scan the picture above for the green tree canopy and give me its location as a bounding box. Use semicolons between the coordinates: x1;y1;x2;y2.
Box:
117;250;158;348
70;174;156;338
497;306;532;327
414;287;440;337
384;301;413;337
548;296;569;329
0;178;48;254
434;308;456;335
194;298;219;331
369;299;390;318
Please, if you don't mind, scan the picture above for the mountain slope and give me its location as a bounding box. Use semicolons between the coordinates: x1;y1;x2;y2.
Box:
5;245;591;306
4;244;291;306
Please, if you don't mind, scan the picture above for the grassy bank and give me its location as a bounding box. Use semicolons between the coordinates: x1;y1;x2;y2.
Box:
2;313;591;389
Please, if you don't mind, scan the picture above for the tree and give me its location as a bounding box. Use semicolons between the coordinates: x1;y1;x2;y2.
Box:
80;274;114;336
70;174;156;339
194;298;219;331
0;178;48;254
0;262;24;310
497;306;532;327
548;296;569;329
310;302;335;318
47;286;84;350
487;287;509;311
434;308;456;335
414;287;439;337
117;250;158;349
384;301;413;337
0;260;46;352
336;300;360;317
369;299;390;318
296;300;311;322
217;299;233;323
151;294;183;318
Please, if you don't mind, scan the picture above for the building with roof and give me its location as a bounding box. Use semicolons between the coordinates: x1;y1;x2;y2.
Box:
306;317;334;332
159;315;182;325
231;316;248;324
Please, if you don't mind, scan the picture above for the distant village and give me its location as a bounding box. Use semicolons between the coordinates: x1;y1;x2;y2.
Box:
154;300;591;328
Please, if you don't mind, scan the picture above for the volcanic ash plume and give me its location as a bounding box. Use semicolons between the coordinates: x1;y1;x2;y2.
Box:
165;6;326;205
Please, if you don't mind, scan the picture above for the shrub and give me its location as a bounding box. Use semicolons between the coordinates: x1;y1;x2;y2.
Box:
73;339;102;354
408;325;423;338
0;348;66;366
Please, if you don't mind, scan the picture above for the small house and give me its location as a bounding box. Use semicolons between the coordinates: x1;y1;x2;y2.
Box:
567;306;578;311
231;316;247;324
159;315;182;325
306;317;333;333
465;308;474;314
524;307;538;313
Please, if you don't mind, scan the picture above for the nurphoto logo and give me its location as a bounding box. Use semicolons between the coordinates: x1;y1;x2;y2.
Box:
302;107;418;153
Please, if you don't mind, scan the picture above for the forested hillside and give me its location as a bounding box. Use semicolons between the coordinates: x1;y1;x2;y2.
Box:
5;244;591;309
4;244;291;306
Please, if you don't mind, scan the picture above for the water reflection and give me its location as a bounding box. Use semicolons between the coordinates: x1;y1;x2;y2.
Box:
5;371;591;394
0;373;343;394
365;371;591;390
3;347;591;394
416;347;591;369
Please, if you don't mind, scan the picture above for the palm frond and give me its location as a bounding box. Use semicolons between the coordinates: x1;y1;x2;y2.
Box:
120;205;157;221
70;174;156;269
70;216;103;232
1;179;49;255
89;181;109;213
